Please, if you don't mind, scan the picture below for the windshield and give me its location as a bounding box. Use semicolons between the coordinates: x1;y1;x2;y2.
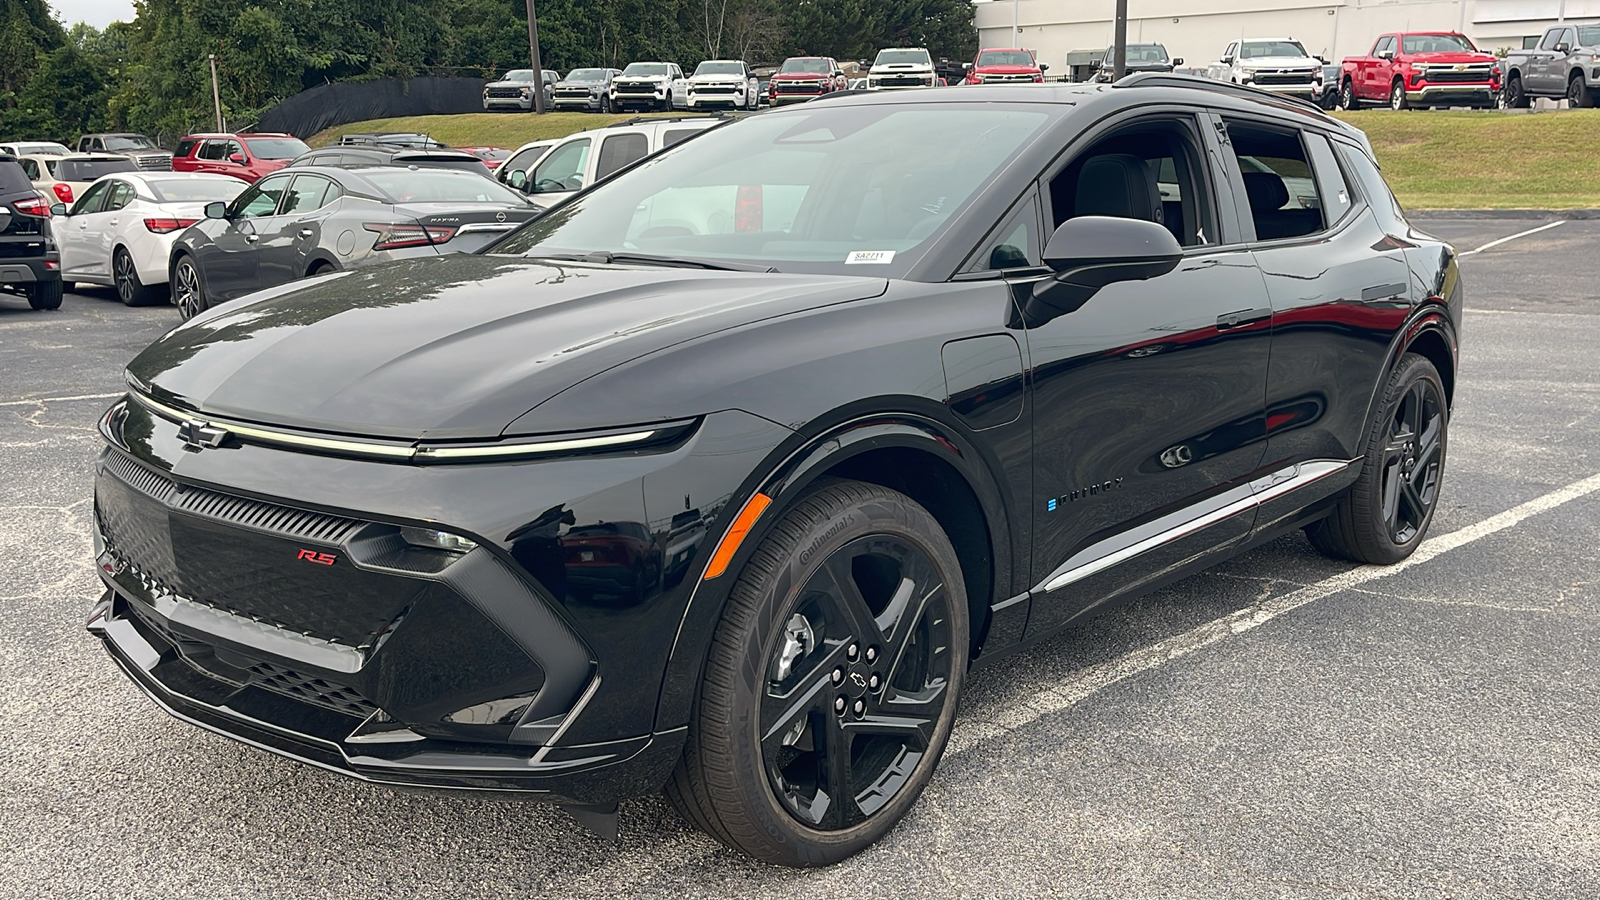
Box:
875;49;932;66
58;158;138;181
490;105;1052;277
364;169;526;204
695;62;745;76
1402;34;1476;53
242;138;310;160
780;58;831;74
566;68;608;82
1241;41;1309;59
977;50;1036;67
623;63;669;77
104;135;158;151
1582;26;1600;46
1124;44;1169;62
147;178;247;203
504;69;536;81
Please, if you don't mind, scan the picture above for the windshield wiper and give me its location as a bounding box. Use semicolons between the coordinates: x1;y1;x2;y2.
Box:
581;251;777;273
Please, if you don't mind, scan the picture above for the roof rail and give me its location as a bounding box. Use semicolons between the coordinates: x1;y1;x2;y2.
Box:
602;111;738;128
1115;72;1327;115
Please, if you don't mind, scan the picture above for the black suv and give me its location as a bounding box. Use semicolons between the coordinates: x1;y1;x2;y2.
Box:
0;153;62;310
86;77;1460;865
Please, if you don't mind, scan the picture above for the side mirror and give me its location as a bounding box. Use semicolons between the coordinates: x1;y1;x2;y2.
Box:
1171;58;1183;66
1221;55;1234;64
228;153;247;165
1556;42;1572;53
50;203;67;217
1378;49;1395;60
962;62;973;70
1041;63;1051;71
204;201;227;219
508;169;527;190
1017;217;1183;328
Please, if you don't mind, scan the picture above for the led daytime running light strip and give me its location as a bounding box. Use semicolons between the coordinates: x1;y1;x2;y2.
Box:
128;392;661;463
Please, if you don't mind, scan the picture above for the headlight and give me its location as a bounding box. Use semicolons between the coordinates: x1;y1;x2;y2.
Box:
400;527;478;554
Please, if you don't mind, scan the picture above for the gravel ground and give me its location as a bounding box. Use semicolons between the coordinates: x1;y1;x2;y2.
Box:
1;223;1597;898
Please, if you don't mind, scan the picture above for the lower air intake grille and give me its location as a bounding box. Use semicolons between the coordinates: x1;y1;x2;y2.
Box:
249;661;378;719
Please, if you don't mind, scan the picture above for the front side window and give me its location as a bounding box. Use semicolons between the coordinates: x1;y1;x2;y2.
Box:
1376;36;1396;55
493;105;1053;277
530;138;591;193
232;175;289;218
1046;116;1214;248
1225;123;1324;241
71;180;111;215
1541;28;1566;51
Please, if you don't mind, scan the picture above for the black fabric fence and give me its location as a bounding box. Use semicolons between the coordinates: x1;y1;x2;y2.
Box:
253;76;490;139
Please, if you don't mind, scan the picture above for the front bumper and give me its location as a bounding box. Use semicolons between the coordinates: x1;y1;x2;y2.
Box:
687;90;744;108
483;96;534;111
553;94;605;110
1406;84;1495;103
612;87;667;107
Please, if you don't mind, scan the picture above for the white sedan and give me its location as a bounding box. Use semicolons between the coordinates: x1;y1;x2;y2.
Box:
50;172;245;306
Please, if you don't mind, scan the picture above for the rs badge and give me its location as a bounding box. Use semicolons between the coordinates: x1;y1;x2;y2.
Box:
296;549;337;566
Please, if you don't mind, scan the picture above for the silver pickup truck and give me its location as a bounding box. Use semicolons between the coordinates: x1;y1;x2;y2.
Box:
1502;22;1600;107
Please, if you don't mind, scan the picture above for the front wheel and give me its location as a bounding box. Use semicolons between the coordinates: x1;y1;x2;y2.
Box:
1390;79;1410;110
1569;74;1595;108
666;479;969;866
1340;80;1360;111
1505;75;1529;108
1308;353;1448;564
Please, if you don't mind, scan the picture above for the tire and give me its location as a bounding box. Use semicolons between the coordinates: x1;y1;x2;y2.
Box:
1340;79;1360;111
1390;79;1409;110
1569;73;1595;108
666;479;969;866
1505;74;1529;108
171;254;208;320
308;261;335;277
113;248;158;306
25;279;63;310
1307;353;1448;564
600;95;612;114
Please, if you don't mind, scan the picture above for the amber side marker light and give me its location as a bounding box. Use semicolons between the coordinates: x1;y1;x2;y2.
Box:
703;492;773;580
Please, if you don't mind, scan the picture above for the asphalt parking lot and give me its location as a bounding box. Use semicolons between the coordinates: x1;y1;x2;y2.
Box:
3;219;1599;898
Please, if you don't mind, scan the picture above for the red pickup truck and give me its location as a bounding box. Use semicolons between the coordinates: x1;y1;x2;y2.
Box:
1339;32;1499;110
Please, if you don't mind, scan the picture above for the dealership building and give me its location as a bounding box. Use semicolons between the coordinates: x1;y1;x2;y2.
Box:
973;1;1599;75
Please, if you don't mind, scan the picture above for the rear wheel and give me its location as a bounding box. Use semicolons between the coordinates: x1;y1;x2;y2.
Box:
25;279;63;310
1308;353;1448;564
1340;79;1360;110
171;255;207;320
113;248;158;306
308;261;336;277
666;479;969;866
1390;79;1409;110
1505;74;1529;108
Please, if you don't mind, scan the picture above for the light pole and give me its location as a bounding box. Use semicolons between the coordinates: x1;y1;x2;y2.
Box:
525;0;546;114
1112;0;1129;80
1013;0;1019;42
208;54;222;132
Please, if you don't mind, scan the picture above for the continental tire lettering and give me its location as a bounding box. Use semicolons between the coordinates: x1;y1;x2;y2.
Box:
798;514;856;565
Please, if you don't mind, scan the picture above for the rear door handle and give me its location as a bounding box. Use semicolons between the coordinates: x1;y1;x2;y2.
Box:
1360;282;1408;302
1216;308;1272;330
245;234;259;243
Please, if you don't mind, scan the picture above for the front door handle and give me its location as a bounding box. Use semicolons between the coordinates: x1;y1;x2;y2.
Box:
1216;308;1272;330
298;228;313;238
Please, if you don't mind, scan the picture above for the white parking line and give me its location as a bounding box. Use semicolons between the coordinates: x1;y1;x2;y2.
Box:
1459;220;1564;256
0;392;123;407
944;469;1600;758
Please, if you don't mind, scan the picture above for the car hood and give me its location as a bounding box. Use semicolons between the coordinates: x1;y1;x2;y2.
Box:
127;254;889;440
973;64;1040;75
871;63;933;73
1239;56;1317;67
689;74;746;83
1407;52;1496;64
771;72;829;81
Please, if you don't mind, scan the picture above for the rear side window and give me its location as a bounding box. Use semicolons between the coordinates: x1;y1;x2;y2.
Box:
595;132;648;180
13;159;40;184
281;175;339;214
0;159;31;193
662;129;702;148
1225;122;1325;241
174;139;198;158
105;181;136;211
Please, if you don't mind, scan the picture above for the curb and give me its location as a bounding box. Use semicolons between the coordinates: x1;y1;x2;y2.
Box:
1408;208;1600;220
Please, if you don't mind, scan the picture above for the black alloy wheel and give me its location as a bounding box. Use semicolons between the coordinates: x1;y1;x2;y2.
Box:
1569;74;1594;108
667;479;968;866
1309;353;1448;564
114;249;157;306
1390;80;1409;110
1505;75;1529;108
171;256;207;320
1340;80;1359;111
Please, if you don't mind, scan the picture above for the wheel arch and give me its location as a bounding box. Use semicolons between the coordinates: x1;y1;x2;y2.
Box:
651;406;1016;734
304;254;339;277
1404;324;1456;405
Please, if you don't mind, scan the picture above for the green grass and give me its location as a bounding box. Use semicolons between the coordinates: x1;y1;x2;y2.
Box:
306;111;680;150
1335;109;1600;208
317;108;1600;209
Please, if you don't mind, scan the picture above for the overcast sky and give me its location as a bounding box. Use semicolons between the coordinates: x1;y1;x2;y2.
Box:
49;0;135;29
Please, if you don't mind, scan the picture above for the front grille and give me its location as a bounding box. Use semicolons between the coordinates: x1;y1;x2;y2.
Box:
1423;69;1493;84
774;83;824;95
879;75;928;87
135;155;171;171
979;73;1036;83
172;485;363;544
695;85;737;94
248;661;378;718
486;87;526;98
555;88;593;98
1253;71;1316;85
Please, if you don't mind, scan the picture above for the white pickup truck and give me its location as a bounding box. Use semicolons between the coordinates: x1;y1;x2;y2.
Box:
868;48;938;90
1206;38;1323;99
611;62;689;111
686;60;760;110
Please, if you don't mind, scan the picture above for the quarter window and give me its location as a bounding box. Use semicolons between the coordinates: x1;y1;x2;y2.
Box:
1334;139;1407;233
1224;122;1325;241
1304;134;1353;227
966;193;1040;272
174;139;197;159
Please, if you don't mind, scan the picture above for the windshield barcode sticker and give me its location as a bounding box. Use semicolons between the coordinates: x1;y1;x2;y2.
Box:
846;250;895;265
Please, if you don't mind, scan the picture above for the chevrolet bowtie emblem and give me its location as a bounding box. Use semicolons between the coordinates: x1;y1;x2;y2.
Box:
177;418;228;452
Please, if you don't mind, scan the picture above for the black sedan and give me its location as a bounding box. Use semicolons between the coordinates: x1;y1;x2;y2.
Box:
167;165;539;318
89;77;1460;866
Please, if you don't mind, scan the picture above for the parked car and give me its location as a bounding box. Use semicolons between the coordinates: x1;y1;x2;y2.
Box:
516;116;724;206
847;77;868;90
1502;22;1600;107
768;56;848;104
286;146;493;178
686;60;760;110
612;61;689;111
1341;32;1498;110
457;147;511;170
75;133;171;171
551;67;623;112
87;77;1460;868
1313;63;1344;109
1206;38;1322;98
0;141;70;157
1093;43;1179;82
47;172;245;305
483;68;562;111
0;152;61;310
165;165;538;318
336;133;449;150
966;47;1046;84
171;132;311;183
20;153;137;206
868;47;937;89
495;138;560;191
